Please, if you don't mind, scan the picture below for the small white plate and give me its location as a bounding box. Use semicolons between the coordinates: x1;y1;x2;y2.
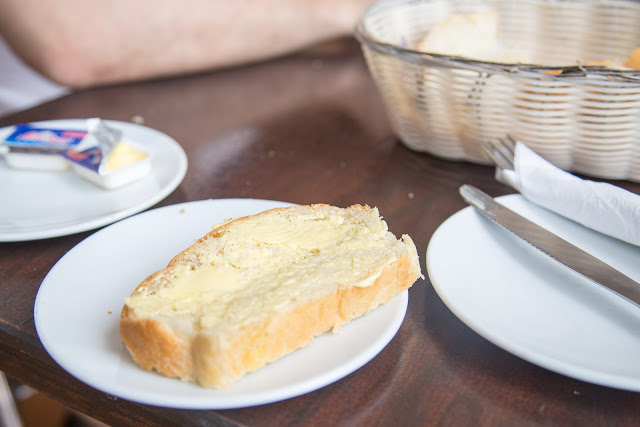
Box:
0;119;187;241
34;199;408;409
427;194;640;392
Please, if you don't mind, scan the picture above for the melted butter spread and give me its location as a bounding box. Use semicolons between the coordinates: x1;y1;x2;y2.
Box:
124;207;399;331
103;141;147;172
230;213;349;249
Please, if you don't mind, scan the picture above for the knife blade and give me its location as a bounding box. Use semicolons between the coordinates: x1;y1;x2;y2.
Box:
459;184;640;309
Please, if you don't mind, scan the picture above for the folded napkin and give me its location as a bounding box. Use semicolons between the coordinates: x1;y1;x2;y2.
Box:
495;142;640;246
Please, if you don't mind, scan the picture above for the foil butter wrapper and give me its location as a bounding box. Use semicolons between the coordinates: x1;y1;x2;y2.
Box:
63;119;151;190
0;124;88;171
88;118;122;174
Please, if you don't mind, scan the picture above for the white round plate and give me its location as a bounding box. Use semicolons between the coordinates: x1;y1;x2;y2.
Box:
0;119;187;241
427;194;640;392
34;199;408;409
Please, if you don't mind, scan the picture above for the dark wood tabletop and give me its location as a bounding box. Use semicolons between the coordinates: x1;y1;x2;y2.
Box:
1;39;639;426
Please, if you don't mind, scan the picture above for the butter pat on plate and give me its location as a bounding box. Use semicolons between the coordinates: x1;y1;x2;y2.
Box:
64;140;151;190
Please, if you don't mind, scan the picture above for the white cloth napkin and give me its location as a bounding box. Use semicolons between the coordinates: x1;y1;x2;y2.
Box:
495;142;640;246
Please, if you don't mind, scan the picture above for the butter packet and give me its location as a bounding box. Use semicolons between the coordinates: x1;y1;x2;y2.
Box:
1;124;88;171
63;119;151;190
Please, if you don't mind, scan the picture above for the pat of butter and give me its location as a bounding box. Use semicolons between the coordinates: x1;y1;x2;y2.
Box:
102;141;148;173
64;140;151;190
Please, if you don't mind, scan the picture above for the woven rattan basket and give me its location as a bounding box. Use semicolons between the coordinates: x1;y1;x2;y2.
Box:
356;0;640;182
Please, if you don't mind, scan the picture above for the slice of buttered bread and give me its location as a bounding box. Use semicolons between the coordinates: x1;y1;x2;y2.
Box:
120;204;422;388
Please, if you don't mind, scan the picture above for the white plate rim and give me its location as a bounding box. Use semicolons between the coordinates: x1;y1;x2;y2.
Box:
0;119;188;242
34;198;409;409
426;194;640;392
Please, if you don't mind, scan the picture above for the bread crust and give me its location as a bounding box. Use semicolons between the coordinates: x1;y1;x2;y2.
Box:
120;205;421;388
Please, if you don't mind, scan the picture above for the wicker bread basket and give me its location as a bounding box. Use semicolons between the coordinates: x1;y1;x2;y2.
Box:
356;0;640;182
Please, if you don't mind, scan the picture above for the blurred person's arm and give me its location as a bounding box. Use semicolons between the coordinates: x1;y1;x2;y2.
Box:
0;0;374;88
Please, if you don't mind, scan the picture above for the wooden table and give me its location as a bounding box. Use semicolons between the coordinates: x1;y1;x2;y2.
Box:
1;39;639;426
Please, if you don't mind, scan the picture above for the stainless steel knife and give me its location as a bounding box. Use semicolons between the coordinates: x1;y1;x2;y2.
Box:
459;184;640;309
